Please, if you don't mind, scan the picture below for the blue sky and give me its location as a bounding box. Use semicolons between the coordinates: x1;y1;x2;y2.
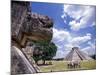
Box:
31;2;96;58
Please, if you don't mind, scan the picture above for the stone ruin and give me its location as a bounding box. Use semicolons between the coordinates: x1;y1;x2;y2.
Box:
11;1;53;75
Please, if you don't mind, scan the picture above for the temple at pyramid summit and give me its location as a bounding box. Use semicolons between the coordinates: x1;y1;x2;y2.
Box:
65;47;94;61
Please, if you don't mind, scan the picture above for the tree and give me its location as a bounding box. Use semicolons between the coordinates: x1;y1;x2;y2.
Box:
90;54;96;60
32;41;57;65
32;47;42;65
41;42;57;64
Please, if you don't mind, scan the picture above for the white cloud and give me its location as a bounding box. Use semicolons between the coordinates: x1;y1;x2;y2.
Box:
81;46;92;55
64;20;67;24
82;46;95;55
88;40;96;50
86;33;92;36
69;20;82;31
52;28;92;58
70;33;92;45
53;50;68;59
52;28;71;42
91;21;96;27
61;13;66;19
82;40;96;55
61;4;96;31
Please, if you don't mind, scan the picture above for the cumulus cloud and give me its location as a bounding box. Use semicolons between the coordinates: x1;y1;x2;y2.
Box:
61;4;96;31
70;33;91;45
52;28;71;43
81;39;96;55
52;28;93;58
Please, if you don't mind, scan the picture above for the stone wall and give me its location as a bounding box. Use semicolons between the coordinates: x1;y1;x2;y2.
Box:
11;1;53;75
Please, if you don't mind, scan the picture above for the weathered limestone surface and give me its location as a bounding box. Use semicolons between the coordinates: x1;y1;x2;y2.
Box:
11;46;38;74
11;1;53;75
11;1;53;47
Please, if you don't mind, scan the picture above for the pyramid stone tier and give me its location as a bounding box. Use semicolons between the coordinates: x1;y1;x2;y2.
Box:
65;47;93;61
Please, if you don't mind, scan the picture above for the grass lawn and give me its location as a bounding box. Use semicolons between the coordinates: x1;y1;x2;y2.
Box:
38;60;96;73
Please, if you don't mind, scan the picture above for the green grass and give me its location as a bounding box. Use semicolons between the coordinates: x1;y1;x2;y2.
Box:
80;60;96;69
39;60;96;73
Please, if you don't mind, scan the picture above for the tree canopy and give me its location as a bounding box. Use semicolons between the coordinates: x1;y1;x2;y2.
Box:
32;41;57;64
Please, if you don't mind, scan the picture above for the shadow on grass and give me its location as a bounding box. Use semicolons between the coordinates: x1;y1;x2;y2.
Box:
38;63;53;66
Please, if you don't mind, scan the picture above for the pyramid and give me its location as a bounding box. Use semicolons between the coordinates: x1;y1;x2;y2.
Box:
65;47;93;61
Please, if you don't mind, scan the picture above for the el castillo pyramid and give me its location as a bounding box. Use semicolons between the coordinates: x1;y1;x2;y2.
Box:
65;47;93;61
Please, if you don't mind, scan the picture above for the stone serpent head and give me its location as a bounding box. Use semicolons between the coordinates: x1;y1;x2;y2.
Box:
11;1;53;48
